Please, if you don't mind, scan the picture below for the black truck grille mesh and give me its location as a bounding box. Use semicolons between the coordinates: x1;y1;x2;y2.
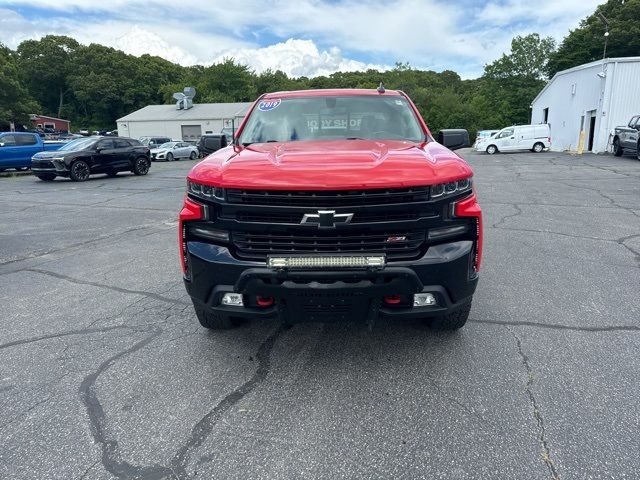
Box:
232;230;425;261
227;187;429;207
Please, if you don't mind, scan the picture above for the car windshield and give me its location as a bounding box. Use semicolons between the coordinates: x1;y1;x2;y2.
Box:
159;142;177;149
238;95;425;145
58;138;98;151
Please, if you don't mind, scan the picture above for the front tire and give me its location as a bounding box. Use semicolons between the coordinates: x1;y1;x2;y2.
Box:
166;152;174;162
36;174;56;182
69;160;90;182
429;300;472;331
133;157;150;176
190;151;197;160
486;145;497;155
613;138;623;156
533;142;544;153
192;301;240;329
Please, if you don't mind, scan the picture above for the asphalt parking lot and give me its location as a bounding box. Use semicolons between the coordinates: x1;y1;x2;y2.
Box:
1;150;639;479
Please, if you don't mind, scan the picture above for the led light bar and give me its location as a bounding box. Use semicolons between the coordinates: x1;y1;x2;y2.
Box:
267;255;386;269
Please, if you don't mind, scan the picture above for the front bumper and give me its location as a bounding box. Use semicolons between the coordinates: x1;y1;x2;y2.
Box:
184;240;478;324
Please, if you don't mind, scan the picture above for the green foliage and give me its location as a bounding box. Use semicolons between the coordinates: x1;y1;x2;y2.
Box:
547;0;640;76
0;43;40;127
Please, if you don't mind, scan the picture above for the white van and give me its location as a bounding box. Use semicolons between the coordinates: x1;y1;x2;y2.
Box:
476;124;550;154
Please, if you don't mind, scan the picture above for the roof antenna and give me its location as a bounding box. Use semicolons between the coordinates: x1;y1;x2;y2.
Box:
377;82;385;94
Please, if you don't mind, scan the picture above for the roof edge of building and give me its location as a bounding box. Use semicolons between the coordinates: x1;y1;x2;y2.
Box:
532;56;640;105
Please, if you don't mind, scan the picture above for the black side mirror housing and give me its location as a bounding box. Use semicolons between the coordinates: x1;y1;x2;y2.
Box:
438;129;470;151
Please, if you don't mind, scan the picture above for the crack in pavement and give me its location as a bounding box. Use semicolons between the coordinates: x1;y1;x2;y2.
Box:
470;318;640;333
0;325;134;351
617;234;640;266
170;326;286;477
78;327;172;479
0;222;169;271
76;325;285;479
492;203;523;228
506;327;560;480
24;268;190;306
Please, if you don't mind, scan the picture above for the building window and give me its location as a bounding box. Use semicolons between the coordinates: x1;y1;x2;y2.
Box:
543;108;549;124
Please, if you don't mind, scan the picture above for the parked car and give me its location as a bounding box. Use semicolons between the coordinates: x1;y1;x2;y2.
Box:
612;115;640;158
150;141;198;161
0;132;65;172
477;124;551;154
196;134;229;157
179;88;481;331
139;136;172;149
31;136;151;182
473;130;499;147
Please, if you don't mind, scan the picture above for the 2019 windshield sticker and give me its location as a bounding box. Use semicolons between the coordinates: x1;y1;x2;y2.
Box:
258;99;281;112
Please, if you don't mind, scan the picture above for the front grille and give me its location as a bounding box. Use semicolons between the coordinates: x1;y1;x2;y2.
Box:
226;187;429;207
231;210;422;224
32;160;54;168
232;230;425;261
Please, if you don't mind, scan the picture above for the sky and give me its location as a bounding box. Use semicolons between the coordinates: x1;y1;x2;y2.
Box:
0;0;603;79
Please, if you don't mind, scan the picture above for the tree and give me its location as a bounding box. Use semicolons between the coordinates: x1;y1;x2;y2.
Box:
16;35;80;118
547;0;640;76
485;34;556;80
0;44;39;128
479;34;556;128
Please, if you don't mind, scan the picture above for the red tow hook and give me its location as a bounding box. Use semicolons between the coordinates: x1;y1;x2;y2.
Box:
383;294;402;305
257;296;275;307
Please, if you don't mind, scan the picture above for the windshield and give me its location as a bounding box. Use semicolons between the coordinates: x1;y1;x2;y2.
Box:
158;142;177;149
238;95;425;145
58;138;98;151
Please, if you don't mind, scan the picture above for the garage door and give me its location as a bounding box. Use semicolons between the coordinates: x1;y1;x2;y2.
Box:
181;125;202;142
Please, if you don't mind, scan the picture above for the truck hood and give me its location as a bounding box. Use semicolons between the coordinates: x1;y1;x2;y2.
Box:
188;139;472;190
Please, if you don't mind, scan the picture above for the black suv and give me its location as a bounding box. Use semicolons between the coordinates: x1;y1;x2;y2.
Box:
31;137;151;182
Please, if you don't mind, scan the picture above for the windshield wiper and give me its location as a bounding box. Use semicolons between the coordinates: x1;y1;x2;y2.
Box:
346;137;366;140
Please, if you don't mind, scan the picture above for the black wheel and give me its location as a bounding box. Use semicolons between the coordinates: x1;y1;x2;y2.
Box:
36;174;56;182
636;143;640;161
613;138;623;156
190;151;197;160
166;152;174;162
69;160;90;182
106;170;118;177
429;300;472;331
486;145;497;155
133;157;150;176
192;301;241;329
533;142;544;153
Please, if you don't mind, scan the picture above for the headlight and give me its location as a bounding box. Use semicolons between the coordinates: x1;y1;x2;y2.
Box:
431;177;472;199
188;181;225;201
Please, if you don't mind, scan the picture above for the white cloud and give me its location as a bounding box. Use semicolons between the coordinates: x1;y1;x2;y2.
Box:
213;38;388;77
0;0;607;78
114;26;199;65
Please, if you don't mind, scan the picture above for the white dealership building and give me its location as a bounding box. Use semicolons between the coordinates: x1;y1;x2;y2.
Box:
116;102;252;142
531;56;640;153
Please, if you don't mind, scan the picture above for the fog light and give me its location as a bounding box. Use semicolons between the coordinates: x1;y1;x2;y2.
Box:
413;293;437;307
221;293;244;306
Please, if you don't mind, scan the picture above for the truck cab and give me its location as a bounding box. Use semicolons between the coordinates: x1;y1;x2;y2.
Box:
0;132;65;171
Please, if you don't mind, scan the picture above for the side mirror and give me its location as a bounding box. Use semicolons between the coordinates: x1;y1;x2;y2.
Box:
438;129;470;151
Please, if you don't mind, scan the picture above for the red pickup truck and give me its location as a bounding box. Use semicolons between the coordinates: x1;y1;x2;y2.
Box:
179;88;482;331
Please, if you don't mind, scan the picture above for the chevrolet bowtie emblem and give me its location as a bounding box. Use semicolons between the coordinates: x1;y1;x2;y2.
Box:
301;210;354;228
